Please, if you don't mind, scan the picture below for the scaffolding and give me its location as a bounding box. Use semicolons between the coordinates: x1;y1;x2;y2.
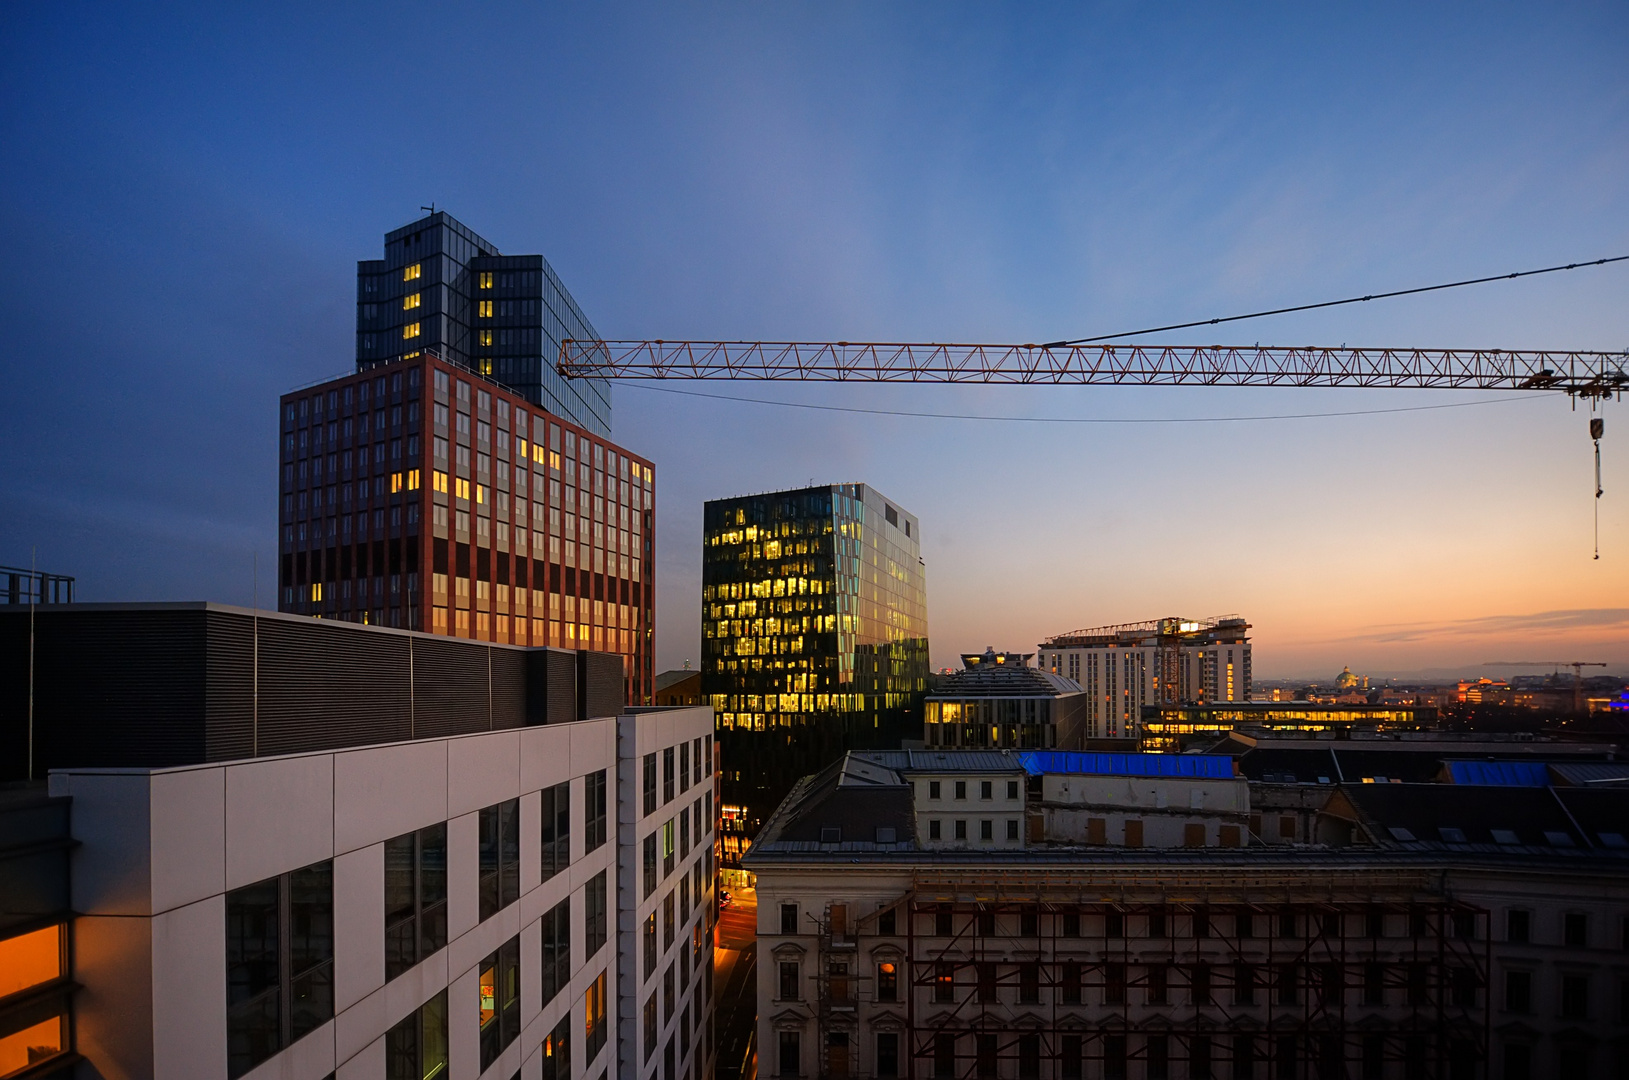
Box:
806;868;1489;1080
0;565;75;605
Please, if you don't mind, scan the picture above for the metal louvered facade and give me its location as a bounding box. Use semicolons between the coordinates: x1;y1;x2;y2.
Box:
0;602;626;779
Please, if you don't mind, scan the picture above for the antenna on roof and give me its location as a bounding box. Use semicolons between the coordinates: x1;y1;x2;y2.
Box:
421;203;436;214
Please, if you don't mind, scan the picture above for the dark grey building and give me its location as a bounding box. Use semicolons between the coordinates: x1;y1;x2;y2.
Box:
0;602;625;780
355;211;612;438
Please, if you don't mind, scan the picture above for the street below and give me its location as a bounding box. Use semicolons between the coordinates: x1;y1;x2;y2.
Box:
714;885;758;1080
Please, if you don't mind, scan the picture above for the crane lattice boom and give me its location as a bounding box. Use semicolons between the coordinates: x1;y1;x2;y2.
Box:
559;340;1627;396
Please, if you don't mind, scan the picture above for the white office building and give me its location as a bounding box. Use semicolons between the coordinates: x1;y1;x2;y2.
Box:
0;605;715;1080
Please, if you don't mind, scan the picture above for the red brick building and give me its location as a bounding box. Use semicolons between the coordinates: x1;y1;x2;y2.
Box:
278;352;655;704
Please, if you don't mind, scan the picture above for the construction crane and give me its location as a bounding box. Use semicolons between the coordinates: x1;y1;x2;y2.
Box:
558;340;1627;396
1484;661;1610;715
559;339;1623;555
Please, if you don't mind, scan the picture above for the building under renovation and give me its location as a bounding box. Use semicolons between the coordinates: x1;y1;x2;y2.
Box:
1036;618;1252;742
744;748;1629;1080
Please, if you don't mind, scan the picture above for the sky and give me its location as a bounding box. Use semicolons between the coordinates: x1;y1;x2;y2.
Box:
2;3;1626;681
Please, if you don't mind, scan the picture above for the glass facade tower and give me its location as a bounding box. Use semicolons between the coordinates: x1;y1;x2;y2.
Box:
702;483;929;866
355;212;612;438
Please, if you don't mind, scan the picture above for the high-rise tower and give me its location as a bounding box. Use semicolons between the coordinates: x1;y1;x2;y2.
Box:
355;211;612;438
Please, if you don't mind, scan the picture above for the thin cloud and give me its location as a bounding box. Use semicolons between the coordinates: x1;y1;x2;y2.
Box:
1329;608;1629;646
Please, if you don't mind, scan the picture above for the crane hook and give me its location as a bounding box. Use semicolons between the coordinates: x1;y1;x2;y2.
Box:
1592;416;1604;560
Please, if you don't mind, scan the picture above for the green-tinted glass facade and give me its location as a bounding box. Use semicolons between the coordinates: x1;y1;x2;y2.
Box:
702;483;929;860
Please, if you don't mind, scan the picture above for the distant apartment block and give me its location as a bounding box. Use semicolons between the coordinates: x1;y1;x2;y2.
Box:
1037;616;1252;741
278;351;655;704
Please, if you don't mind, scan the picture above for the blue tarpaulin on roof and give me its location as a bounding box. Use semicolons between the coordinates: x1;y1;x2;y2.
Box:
1445;760;1549;787
1015;751;1235;779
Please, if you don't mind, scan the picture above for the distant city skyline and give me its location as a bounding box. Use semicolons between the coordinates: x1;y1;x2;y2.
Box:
1;4;1625;680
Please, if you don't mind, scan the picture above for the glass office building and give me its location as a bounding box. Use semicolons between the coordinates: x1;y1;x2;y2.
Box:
355;211;612;438
702;483;929;867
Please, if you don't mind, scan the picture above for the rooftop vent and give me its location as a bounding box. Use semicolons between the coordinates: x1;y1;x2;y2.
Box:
1491;829;1520;845
1599;832;1627;848
1388;827;1416;842
820;827;841;844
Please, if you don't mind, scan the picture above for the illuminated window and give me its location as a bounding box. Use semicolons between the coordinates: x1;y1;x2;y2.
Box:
390;473;403;494
475;484;485;505
403;293;422;311
478;300;493;318
478;359;493;376
479;330;492;347
403;323;421;340
406;469;421;491
585;970;608;1062
433;470;449;493
0;1016;64;1076
404;263;421;281
455;478;471;501
478;936;521;1070
0;924;63;998
479;271;493;289
311;583;323;601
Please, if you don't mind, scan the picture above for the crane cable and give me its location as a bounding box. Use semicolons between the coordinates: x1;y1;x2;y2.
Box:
1042;255;1629;347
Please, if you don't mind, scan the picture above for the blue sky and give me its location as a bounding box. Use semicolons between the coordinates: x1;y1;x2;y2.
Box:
2;3;1626;678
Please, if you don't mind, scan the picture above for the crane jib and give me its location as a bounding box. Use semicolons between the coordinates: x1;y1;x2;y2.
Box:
556;341;1628;398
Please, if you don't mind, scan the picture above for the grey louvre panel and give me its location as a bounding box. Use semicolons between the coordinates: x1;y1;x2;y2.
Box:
410;636;493;738
490;647;527;729
251;615;413;757
546;649;577;724
523;649;552;725
0;606;628;776
581;651;625;720
203;610;255;761
0;608;207;777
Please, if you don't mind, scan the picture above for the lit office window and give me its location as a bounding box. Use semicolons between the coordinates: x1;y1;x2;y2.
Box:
479;331;493;347
403;293;422;311
584;970;608;1063
0;924;67;1073
542;1013;571;1080
384;823;448;981
478;300;493;318
479;271;493;289
478;936;521;1071
403;323;421;340
404;264;421;281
